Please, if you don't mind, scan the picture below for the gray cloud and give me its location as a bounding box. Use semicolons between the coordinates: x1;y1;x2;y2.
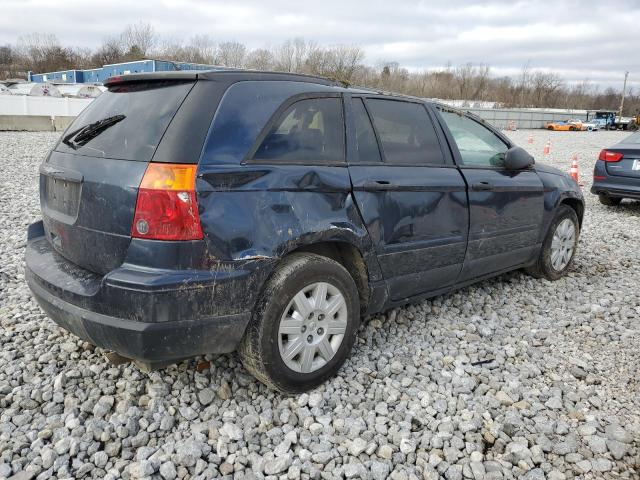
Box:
1;0;638;89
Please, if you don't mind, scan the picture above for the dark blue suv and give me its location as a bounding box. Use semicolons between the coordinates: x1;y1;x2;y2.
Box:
25;71;584;392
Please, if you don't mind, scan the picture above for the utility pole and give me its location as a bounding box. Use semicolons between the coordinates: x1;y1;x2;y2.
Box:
618;71;629;119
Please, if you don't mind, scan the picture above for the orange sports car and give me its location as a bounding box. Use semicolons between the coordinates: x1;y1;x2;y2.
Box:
545;119;585;131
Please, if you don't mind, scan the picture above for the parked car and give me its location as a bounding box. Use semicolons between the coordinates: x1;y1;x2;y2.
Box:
25;71;585;392
545;120;584;131
592;132;640;205
581;120;600;131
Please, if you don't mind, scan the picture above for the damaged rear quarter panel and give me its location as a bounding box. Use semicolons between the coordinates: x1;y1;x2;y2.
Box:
196;163;378;304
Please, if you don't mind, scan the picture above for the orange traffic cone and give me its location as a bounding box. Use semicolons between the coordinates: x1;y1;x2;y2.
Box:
543;140;550;155
528;134;533;144
570;156;579;184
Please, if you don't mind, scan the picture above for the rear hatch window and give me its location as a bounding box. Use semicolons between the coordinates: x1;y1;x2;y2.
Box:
55;81;194;161
41;80;195;275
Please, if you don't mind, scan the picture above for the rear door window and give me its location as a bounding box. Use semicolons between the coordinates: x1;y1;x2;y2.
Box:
366;99;444;165
352;98;382;163
201;81;343;165
55;81;194;161
252;97;344;163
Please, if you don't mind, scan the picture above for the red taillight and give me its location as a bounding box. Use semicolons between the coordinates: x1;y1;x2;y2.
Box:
132;163;203;241
599;150;624;162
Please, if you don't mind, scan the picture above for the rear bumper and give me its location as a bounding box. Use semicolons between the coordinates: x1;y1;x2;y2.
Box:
24;221;268;362
591;161;640;199
591;183;640;199
27;275;249;362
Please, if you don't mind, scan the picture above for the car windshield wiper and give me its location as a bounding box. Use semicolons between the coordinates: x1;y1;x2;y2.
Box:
62;114;126;150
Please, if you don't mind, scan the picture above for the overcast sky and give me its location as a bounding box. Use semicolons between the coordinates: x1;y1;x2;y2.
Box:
2;0;638;90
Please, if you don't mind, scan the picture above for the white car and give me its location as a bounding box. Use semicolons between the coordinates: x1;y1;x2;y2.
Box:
581;120;600;131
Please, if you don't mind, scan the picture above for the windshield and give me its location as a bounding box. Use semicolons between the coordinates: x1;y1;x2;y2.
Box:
55;81;194;161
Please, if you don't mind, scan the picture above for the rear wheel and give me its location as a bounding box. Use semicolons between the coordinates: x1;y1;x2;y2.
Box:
239;253;360;393
547;125;555;130
526;205;579;280
598;194;622;206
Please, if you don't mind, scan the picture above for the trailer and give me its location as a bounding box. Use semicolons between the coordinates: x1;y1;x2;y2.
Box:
56;84;103;98
8;82;62;97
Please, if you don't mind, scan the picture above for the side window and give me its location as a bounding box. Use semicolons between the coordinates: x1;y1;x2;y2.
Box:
252;97;344;163
366;99;444;165
353;98;381;163
439;110;508;167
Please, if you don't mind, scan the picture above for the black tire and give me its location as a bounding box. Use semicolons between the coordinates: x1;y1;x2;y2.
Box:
569;126;576;131
598;194;622;206
525;205;579;281
239;252;360;393
547;125;555;130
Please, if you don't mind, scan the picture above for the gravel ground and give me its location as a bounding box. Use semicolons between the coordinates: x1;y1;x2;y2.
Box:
0;129;638;480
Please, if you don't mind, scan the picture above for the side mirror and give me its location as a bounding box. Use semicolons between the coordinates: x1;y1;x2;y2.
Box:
504;146;535;170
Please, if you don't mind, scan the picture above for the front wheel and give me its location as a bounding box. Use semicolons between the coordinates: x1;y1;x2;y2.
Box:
599;194;622;206
526;205;579;280
239;253;360;393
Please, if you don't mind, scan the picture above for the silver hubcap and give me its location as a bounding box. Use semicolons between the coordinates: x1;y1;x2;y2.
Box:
550;218;576;271
278;282;348;373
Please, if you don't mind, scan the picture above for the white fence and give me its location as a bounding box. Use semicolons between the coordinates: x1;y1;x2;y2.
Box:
462;108;587;130
0;95;93;116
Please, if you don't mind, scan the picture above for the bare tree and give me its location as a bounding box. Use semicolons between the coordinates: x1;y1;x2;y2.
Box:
189;35;216;64
325;45;364;82
120;22;157;58
245;48;274;70
91;37;123;67
16;33;73;73
273;38;312;72
530;72;564;107
0;45;13;65
216;41;246;68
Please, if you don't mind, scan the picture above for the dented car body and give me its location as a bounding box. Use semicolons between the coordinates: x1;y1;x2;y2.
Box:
25;71;584;374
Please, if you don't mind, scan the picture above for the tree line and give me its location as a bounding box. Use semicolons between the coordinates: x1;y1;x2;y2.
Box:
0;23;637;115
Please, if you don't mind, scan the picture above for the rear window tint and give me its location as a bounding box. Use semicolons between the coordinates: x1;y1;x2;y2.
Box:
353;98;381;163
252;98;344;163
366;99;444;165
55;81;194;161
200;81;342;165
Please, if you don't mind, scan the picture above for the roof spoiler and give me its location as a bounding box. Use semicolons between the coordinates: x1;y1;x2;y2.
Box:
104;71;200;87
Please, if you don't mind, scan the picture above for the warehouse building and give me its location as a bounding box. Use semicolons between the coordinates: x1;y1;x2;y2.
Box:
29;59;222;84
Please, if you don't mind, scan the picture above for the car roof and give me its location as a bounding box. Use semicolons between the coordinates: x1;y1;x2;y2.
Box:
102;69;431;100
104;69;348;89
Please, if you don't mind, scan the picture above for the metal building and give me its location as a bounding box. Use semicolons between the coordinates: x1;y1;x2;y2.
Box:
29;59;224;84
